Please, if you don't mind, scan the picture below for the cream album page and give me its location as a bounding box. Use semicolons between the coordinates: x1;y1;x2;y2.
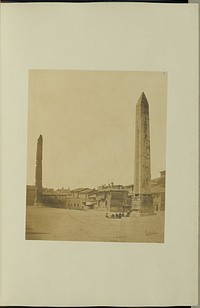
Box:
0;2;198;306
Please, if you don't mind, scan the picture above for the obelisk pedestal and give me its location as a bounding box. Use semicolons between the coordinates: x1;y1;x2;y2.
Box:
34;134;43;206
132;92;154;215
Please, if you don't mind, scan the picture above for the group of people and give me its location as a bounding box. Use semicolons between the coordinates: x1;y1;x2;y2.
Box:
105;211;131;219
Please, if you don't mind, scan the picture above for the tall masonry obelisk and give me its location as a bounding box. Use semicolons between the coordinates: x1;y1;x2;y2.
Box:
133;92;154;214
34;134;43;205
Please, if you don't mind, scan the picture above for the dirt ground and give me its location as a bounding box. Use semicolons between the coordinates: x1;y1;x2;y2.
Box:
26;206;165;243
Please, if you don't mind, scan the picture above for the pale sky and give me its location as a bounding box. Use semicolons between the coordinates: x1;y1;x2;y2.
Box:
27;70;167;189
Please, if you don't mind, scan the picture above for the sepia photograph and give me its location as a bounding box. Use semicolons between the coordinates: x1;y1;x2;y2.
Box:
1;2;198;306
26;70;167;243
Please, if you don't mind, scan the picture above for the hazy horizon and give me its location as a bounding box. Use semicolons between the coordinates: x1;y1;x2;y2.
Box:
27;70;167;189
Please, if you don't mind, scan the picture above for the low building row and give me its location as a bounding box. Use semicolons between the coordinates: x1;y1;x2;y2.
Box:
26;171;165;212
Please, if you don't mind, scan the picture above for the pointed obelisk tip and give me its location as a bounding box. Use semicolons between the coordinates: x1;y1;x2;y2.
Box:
39;134;43;140
137;92;148;105
141;91;147;99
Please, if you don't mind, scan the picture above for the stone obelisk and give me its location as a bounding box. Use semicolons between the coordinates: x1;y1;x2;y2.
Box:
133;92;154;214
34;134;43;205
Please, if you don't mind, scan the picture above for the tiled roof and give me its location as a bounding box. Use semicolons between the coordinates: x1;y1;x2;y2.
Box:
151;177;165;187
151;185;165;193
79;188;96;194
71;188;89;192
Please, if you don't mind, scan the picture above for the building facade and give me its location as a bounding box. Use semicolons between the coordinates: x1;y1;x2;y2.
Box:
97;184;131;212
151;171;166;211
26;185;35;206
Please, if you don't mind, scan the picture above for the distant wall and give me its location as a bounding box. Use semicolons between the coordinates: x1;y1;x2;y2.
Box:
26;185;35;206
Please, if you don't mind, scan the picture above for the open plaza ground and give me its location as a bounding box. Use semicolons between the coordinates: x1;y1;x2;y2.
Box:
26;206;164;243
